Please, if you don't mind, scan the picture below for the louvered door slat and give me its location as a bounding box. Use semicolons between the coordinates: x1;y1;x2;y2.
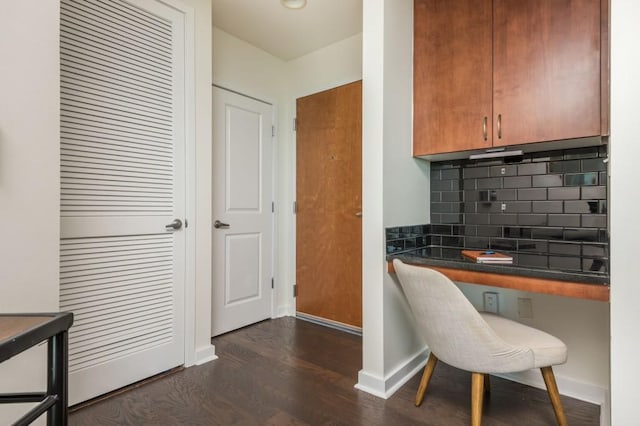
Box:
60;0;185;402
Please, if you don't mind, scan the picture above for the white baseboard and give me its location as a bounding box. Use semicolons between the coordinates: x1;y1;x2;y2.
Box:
355;348;429;399
276;305;294;318
496;370;609;426
194;344;217;366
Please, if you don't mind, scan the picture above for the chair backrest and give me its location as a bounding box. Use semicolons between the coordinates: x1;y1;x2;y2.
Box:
393;259;533;373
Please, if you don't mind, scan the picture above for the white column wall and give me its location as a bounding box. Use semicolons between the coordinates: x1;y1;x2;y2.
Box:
610;0;640;423
358;0;430;397
381;0;430;382
358;0;387;389
183;0;215;365
0;1;60;422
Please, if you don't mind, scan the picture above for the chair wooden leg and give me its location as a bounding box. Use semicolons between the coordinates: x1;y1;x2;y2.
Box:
541;367;568;426
471;372;484;426
483;374;490;394
415;353;438;406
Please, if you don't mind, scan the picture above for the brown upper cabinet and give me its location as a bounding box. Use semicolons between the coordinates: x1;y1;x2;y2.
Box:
413;0;609;157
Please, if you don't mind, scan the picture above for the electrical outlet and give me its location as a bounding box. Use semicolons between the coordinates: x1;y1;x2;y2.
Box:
518;298;533;319
483;292;499;314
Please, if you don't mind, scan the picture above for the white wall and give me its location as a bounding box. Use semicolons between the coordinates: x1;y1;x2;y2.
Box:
286;33;363;98
212;27;290;315
610;0;640;423
213;27;287;103
358;0;430;397
0;1;60;422
183;0;215;365
212;27;363;317
381;0;429;379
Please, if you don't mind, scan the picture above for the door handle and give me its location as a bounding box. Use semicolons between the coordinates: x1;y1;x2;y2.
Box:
214;220;230;229
165;218;183;230
355;212;363;217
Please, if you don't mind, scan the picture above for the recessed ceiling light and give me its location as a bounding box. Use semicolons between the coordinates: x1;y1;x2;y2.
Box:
281;0;307;9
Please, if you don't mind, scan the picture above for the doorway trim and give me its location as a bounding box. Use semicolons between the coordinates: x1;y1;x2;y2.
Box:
157;0;203;367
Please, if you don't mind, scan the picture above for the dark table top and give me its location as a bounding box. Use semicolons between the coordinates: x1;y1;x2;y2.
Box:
0;313;74;363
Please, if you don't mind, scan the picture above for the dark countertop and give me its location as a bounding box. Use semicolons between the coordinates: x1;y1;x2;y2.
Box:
388;252;610;286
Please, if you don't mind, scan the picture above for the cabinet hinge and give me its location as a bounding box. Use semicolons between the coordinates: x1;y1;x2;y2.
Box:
293;118;297;131
293;284;297;297
293;201;297;214
272;125;276;137
272;201;275;213
271;278;274;289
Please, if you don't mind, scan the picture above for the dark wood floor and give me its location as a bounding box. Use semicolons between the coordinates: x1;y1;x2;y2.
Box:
70;317;599;425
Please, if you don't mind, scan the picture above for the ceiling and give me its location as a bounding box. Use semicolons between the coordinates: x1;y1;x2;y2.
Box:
212;0;363;61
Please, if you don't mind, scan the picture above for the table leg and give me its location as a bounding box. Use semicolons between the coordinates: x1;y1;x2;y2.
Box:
47;330;68;426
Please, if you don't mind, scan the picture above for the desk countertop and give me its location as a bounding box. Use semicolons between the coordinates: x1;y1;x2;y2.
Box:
388;254;609;301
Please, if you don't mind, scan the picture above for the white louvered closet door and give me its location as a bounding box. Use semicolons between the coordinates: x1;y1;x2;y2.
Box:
60;0;187;405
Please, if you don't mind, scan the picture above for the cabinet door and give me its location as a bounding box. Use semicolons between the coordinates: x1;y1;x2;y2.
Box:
493;0;602;146
413;0;492;156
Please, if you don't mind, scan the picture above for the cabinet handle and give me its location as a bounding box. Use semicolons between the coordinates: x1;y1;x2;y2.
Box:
497;114;502;139
483;116;488;141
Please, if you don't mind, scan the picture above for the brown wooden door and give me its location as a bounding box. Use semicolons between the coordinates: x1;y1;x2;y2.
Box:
413;0;493;156
296;81;362;328
492;0;602;146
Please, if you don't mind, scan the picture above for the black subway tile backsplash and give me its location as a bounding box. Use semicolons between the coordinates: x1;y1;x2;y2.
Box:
504;176;532;188
386;146;608;277
517;214;548;226
477;225;503;237
548;214;581;227
564;146;599;160
518;188;547;201
565;200;594;214
532;174;563;187
582;158;607;172
489;214;518;225
441;168;461;180
463;167;490;179
518;162;547;175
549;160;581;174
440;213;464;224
565;172;599;186
466;214;490;225
582;214;607;228
548;187;580;200
532;201;563;214
582;186;607;200
477;177;503;189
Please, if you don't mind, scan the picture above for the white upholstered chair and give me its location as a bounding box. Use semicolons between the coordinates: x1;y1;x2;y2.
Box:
393;259;569;426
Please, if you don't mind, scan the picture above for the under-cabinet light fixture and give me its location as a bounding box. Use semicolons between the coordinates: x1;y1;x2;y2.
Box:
281;0;307;9
469;149;524;160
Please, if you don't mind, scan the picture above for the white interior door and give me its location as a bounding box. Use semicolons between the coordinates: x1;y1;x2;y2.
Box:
212;87;273;336
59;0;187;405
